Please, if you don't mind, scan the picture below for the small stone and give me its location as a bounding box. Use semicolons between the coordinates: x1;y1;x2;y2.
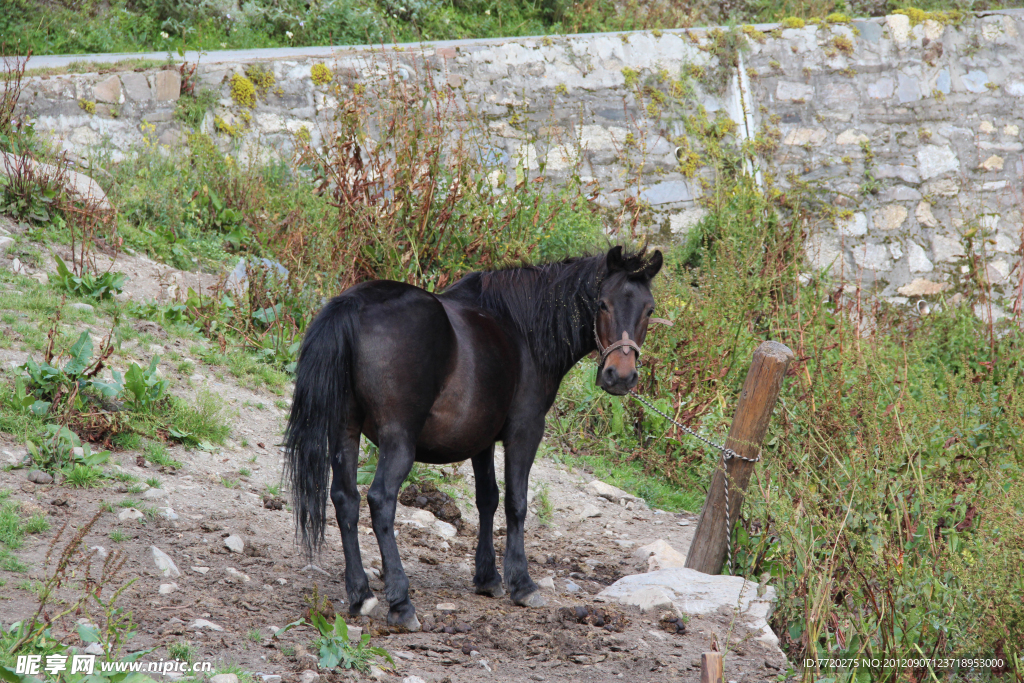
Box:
151;546;181;578
91;546;108;559
191;566;210;574
775;81;813;102
143;487;168;499
436;602;457;613
580;504;602;519
225;567;251;583
159;582;178;595
84;643;105;656
980;121;996;134
158;506;179;520
160;618;186;636
118;508;144;522
980;155;1004;172
586;480;638;504
368;665;386;682
565;581;581;593
210;675;238;683
538;576;556;590
187;618;224;631
917;145;959;180
677;520;690;526
277;577;288;585
885;13;911;43
1005;124;1019;136
299;672;320;683
837;212;867;237
410;509;436;525
402;677;427;683
224;535;245;553
923;178;959;197
27;470;53;484
69;302;94;313
260;676;282;683
852;243;891;271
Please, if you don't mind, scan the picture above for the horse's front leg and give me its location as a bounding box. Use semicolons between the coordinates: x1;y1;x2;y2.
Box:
502;421;545;608
471;445;504;597
366;431;419;630
330;424;377;617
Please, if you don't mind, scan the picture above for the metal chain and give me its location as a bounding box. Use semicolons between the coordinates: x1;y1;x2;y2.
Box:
627;389;760;574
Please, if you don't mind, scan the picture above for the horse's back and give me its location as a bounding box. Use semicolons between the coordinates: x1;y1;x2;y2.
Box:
339;280;517;461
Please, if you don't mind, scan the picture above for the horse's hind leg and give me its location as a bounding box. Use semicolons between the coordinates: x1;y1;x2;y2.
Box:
366;431;419;631
330;422;377;617
471;446;504;597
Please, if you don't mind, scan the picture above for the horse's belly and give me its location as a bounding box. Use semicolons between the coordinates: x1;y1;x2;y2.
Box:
415;384;509;461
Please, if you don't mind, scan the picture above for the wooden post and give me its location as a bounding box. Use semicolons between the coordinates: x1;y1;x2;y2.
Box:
701;652;724;683
685;340;794;575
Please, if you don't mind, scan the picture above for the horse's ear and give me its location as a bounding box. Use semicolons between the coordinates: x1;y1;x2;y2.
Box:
643;250;663;280
605;246;626;273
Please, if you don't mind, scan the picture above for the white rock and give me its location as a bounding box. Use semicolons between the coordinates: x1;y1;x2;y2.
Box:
586;480;638;504
837;212;867;237
580;504;602;519
151;546;181;578
84;643;106;656
410;509;436;525
191;566;210;574
403;677;427;683
436;602;457;613
210;675;238;683
597;568;779;646
907;242;934;272
142;487;168;499
157;506;179;520
299;672;320;683
118;508;144;522
224;534;245;553
885;13;911;43
917;145;959;180
632;539;687;571
432;520;457;539
538;576;556;590
159;582;179;595
188;618;224;631
91;545;108;558
225;567;251;583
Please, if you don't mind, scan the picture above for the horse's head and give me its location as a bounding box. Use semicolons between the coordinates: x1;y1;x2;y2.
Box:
594;246;663;395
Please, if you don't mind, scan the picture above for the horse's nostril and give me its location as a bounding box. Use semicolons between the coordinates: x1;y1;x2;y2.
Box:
627;371;638;386
603;366;618;383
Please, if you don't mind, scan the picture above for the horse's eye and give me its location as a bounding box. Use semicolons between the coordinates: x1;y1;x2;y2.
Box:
598;301;609;312
648;307;654;316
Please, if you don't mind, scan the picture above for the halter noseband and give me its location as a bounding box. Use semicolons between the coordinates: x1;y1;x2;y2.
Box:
593;315;674;368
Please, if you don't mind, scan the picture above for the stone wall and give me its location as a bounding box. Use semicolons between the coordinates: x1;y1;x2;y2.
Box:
15;11;1024;314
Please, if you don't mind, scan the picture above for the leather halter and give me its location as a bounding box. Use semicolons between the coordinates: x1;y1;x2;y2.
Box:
594;316;674;366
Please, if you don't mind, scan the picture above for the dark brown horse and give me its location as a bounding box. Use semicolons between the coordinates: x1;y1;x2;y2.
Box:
285;246;663;630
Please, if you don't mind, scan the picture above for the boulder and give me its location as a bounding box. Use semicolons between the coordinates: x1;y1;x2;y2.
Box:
596;568;779;646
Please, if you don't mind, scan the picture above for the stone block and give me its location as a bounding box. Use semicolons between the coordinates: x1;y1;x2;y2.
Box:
121;72;151;101
917;145;959;180
897;73;921;103
980;155;1004;171
155;71;181;101
669;208;706;236
874;204;908;231
898;278;948;296
907;242;934;272
853;243;891;271
885;14;911;43
931;234;964;262
639;180;695;205
776;81;813;102
922;178;959;197
93;75;122;104
783;128;827;146
867;77;895;99
836;129;869;145
837;212;867;237
961;70;990;94
916;201;938;228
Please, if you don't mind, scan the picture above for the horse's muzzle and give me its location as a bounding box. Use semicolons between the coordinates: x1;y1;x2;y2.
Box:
597;363;638;395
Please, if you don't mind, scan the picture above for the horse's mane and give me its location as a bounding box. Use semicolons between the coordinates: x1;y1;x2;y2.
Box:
443;248;654;374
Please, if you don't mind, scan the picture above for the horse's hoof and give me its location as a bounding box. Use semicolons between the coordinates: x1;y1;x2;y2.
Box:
358;596;379;616
389;612;421;632
514;591;547;608
475;582;505;598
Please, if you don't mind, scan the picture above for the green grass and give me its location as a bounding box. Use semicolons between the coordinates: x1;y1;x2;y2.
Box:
63;464;105;488
168;641;195;663
144;441;184;469
109;530;129;542
238;468;251;478
145;477;161;489
221;478;239;489
264;484;279;496
0;501;48;573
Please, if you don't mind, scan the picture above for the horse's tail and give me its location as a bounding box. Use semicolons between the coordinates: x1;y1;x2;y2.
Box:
285;296;358;558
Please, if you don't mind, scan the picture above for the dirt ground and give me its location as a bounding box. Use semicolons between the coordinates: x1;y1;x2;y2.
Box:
0;247;790;683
